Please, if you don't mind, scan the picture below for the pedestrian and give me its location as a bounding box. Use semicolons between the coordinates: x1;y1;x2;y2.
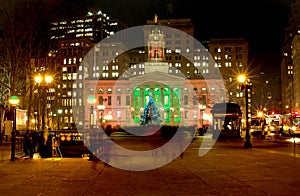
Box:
23;129;34;157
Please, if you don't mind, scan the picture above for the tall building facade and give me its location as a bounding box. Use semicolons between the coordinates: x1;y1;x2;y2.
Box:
28;11;128;130
208;38;249;114
83;23;226;129
281;0;300;114
130;18;214;80
292;35;300;112
49;11;127;49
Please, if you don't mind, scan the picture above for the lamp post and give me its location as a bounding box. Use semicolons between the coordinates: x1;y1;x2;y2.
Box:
97;105;105;128
57;109;63;130
9;95;20;161
198;104;206;128
87;95;96;129
34;111;37;131
34;74;53;131
238;75;252;148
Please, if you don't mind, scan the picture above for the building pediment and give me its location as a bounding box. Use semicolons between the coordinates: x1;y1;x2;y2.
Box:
129;71;186;85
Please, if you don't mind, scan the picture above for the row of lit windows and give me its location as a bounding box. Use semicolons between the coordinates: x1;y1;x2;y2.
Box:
214;46;244;53
165;48;192;53
63;58;83;65
92;65;119;71
167;63;182;67
63;83;83;89
76;33;93;37
214;62;243;67
214;55;243;60
131;64;144;69
62;73;80;81
132;71;145;75
169;69;181;74
99;72;120;78
60;42;88;47
194;62;208;67
51;26;94;31
194;56;209;60
51;18;101;26
65;28;93;34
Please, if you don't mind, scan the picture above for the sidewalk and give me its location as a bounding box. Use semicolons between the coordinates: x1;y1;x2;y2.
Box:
0;142;12;161
0;136;300;195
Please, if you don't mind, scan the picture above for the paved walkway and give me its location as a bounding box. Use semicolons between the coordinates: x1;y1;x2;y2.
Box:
0;136;300;195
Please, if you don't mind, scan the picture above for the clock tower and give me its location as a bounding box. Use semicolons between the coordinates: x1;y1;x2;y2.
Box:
144;15;168;74
147;18;165;62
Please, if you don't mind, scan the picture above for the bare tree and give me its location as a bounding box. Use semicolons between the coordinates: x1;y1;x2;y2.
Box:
0;0;61;133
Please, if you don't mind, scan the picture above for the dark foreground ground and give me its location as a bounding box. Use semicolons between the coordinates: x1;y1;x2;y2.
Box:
1;134;300;196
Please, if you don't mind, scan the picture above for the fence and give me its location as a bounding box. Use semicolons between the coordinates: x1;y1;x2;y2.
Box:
15;136;24;156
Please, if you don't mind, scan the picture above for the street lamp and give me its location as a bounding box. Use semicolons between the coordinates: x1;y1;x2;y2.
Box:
87;95;96;129
97;105;105;128
34;74;53;131
238;74;252;148
9;95;20;161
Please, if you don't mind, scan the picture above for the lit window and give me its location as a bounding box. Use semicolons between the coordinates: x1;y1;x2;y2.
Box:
117;111;121;119
193;111;197;119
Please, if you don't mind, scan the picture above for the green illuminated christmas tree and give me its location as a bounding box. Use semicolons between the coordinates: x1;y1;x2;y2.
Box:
141;93;161;125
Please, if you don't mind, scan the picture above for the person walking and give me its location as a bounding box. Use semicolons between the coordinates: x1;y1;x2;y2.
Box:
23;130;34;158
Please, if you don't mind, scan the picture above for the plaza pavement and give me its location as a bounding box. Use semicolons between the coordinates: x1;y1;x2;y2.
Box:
0;135;300;196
